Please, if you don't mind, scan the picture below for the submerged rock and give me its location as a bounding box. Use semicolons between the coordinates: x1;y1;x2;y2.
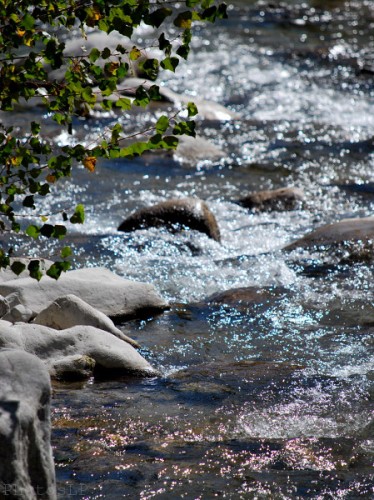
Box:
0;349;56;499
0;321;156;380
118;197;221;242
33;294;139;348
285;216;374;251
237;187;304;212
204;286;291;312
0;267;168;320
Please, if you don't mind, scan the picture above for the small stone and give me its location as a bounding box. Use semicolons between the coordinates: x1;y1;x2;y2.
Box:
238;187;304;212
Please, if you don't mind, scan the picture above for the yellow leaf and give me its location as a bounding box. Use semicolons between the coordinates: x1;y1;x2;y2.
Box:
83;156;96;172
41;215;48;222
130;47;142;61
16;28;26;37
46;174;56;183
11;156;20;166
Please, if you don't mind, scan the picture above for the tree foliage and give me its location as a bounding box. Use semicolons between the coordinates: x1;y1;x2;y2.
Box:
0;0;227;279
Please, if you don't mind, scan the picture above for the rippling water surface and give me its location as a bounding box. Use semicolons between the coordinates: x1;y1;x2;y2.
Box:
8;0;374;498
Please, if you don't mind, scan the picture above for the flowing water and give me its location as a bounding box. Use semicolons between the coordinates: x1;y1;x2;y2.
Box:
5;0;374;498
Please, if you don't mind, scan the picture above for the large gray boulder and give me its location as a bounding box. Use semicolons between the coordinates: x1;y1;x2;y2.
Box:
0;267;168;320
0;349;56;499
285;216;374;250
33;294;139;348
0;321;156;379
118;197;221;242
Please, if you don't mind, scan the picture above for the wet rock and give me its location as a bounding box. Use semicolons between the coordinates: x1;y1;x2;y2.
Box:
204;286;291;312
0;267;168;320
174;134;225;163
118;197;221;242
52;355;96;381
33;294;139;348
237;187;304;212
285;216;374;251
121;77;239;121
0;321;157;379
169;360;304;402
0;349;56;499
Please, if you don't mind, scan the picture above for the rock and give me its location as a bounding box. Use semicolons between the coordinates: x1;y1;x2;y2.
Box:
33;294;140;348
237;187;304;212
0;349;56;499
204;286;291;312
51;355;96;381
0;321;156;379
49;31;154;81
285;216;374;251
2;304;34;323
118;197;221;242
0;295;9;318
121;77;239;121
0;267;168;320
174;134;225;163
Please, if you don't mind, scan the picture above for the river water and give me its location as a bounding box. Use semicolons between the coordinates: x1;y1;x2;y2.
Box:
7;0;374;498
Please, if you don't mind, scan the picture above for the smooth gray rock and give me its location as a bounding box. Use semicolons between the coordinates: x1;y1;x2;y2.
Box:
0;349;56;499
285;216;374;250
0;321;156;379
0;267;168;320
238;187;304;212
118;197;221;242
0;295;9;318
174;135;225;163
33;294;140;348
2;304;34;323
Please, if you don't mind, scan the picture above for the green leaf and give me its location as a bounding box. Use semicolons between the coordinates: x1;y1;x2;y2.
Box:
23;195;35;208
160;57;179;72
10;261;26;276
31;121;41;135
26;225;40;239
60;246;72;259
155;115;169;133
148;8;172;28
70;204;85;224
89;48;101;62
174;11;193;29
115;97;132;110
28;260;42;281
46;261;71;280
173;120;196;137
187;102;198;117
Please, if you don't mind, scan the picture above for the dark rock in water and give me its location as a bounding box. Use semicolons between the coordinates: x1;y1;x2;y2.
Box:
285;217;374;251
237;187;304;212
204;286;291;311
118;197;221;242
169;360;304;403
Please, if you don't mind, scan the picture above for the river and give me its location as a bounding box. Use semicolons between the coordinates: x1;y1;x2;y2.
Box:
8;0;374;498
